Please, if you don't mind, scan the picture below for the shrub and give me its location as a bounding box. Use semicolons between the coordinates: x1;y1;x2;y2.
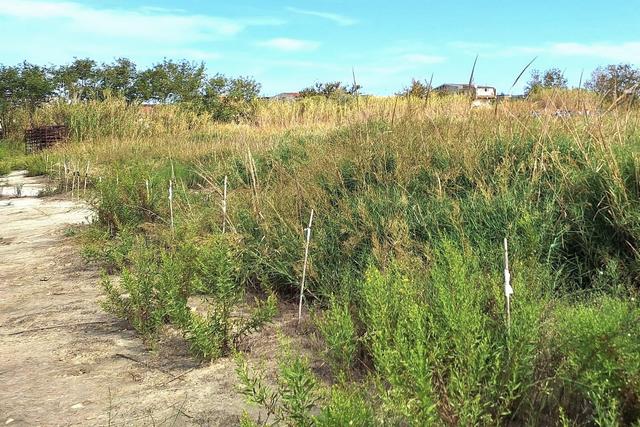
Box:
100;231;277;359
550;297;640;424
183;293;277;360
236;349;321;427
317;297;358;375
315;387;375;426
351;241;547;424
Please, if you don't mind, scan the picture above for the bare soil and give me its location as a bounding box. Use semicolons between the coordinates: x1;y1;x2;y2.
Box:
0;172;321;426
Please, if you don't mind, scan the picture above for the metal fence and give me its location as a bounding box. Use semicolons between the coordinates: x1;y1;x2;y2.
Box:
25;125;69;153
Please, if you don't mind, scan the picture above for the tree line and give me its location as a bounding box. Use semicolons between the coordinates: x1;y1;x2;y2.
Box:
397;64;640;99
2;58;639;133
0;58;261;132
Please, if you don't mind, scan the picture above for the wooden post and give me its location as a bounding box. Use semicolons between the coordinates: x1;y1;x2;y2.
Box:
298;209;314;324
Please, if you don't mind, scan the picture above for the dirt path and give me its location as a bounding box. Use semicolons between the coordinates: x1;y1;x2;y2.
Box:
0;172;296;426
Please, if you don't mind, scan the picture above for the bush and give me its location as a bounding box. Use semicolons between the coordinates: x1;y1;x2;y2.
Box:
182;292;277;360
550;297;640;424
236;349;321;427
101;232;277;358
326;239;549;425
317;297;358;376
315;387;375;426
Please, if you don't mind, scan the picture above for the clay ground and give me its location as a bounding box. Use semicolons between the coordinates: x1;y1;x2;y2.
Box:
0;172;319;426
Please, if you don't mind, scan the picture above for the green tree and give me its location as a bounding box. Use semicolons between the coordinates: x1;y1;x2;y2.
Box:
398;79;432;98
54;58;101;101
0;65;21;135
525;68;567;95
200;74;261;122
18;62;55;120
99;58;138;101
300;81;361;98
133;59;205;104
586;64;640;99
0;62;55;129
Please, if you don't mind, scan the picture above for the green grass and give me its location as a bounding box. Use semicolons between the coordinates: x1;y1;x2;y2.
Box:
13;94;640;425
0;139;52;176
0;139;25;175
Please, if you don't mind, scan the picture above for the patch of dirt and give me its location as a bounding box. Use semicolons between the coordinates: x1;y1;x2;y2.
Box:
0;170;51;198
0;173;322;426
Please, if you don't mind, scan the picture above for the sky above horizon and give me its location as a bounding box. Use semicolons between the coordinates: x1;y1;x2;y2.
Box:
1;0;639;96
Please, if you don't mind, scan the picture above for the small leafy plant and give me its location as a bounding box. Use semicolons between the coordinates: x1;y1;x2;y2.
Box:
236;348;321;427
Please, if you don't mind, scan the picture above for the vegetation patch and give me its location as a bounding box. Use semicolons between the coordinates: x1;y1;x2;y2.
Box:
7;88;640;425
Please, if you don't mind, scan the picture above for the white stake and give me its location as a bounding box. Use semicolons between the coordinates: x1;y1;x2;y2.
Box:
70;167;76;195
503;237;514;333
169;180;174;231
222;175;228;233
145;179;150;203
298;209;314;324
83;161;89;195
64;161;68;192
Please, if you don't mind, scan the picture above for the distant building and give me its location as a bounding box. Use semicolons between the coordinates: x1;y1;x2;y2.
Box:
475;86;497;100
434;84;497;100
270;92;301;101
434;83;474;94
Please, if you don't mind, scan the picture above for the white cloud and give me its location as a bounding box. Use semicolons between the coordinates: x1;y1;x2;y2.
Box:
0;0;279;44
257;38;320;52
286;7;356;26
402;54;446;64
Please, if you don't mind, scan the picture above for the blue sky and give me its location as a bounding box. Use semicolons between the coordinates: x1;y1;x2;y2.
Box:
1;0;639;95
